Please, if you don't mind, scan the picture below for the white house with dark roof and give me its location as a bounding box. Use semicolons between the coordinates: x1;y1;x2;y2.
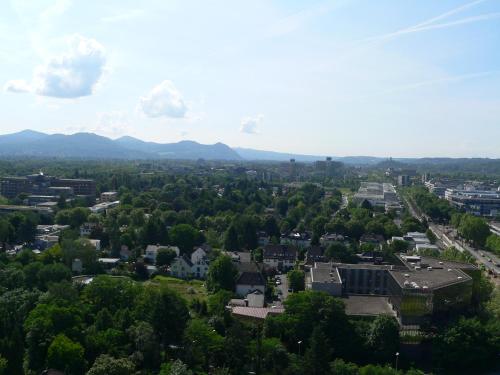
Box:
235;262;266;296
190;247;209;279
263;244;297;271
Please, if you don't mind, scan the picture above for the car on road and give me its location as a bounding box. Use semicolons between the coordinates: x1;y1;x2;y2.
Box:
275;280;281;286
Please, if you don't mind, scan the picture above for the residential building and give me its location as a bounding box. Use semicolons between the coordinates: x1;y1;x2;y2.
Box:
80;222;98;237
34;224;69;250
247;290;265;307
190;247;209;279
235;262;266;296
263;244;297;271
100;191;118;202
280;231;311;248
319;233;345;247
306;246;326;264
170;255;193;279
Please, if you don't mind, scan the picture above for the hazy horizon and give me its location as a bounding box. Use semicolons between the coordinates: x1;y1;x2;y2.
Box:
2;0;500;158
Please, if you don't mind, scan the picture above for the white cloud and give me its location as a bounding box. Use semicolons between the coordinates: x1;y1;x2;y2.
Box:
139;80;188;118
4;35;106;98
4;80;32;93
240;114;263;134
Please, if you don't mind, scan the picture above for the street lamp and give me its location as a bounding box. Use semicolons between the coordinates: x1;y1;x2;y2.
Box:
298;340;303;356
395;352;399;371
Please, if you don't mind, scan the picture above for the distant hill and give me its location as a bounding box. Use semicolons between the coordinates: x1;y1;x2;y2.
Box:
0;129;49;145
234;147;326;162
115;136;241;160
2;130;497;166
234;147;385;165
0;131;241;160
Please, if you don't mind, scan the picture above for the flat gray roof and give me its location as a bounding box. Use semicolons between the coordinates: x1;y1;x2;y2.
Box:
311;267;341;283
389;267;471;290
343;296;396;317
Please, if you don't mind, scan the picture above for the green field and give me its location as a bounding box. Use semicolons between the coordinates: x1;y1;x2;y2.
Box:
149;276;208;302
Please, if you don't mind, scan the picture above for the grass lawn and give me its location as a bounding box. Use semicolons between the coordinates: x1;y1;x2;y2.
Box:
150;275;208;302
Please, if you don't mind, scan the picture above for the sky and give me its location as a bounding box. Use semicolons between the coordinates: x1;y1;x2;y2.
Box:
1;0;500;158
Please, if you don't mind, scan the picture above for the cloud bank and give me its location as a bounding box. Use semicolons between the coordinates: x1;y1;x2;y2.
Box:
5;35;106;98
240;114;263;134
139;80;188;118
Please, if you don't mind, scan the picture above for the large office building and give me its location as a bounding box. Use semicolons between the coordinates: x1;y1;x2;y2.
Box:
309;255;478;325
445;188;500;217
353;182;398;208
0;172;96;199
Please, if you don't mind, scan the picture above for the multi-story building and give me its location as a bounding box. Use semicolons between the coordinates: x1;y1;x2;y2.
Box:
309;255;478;325
353;182;398;207
397;175;411;187
263;244;298;271
0;172;95;199
445;188;500;217
100;191;118;202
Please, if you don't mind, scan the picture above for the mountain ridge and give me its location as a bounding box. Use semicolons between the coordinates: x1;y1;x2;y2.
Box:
1;130;499;164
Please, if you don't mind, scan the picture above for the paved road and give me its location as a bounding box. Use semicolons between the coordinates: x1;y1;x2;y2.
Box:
274;273;289;303
403;195;500;276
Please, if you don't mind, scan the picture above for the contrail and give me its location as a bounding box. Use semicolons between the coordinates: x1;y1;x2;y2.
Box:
361;0;492;44
408;0;487;30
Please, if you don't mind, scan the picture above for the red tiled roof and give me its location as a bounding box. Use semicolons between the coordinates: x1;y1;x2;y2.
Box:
232;306;284;320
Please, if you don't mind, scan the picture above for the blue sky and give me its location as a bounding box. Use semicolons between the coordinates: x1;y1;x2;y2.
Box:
1;0;500;157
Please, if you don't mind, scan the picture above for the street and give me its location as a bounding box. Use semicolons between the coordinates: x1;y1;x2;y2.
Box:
402;195;500;277
274;273;289;304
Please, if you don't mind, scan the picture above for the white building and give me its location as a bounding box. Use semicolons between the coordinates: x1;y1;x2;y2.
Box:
170;256;193;279
190;247;209;279
247;290;265;307
80;222;98;237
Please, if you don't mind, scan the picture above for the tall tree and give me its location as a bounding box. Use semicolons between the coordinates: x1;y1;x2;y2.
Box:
47;334;85;375
206;255;238;292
